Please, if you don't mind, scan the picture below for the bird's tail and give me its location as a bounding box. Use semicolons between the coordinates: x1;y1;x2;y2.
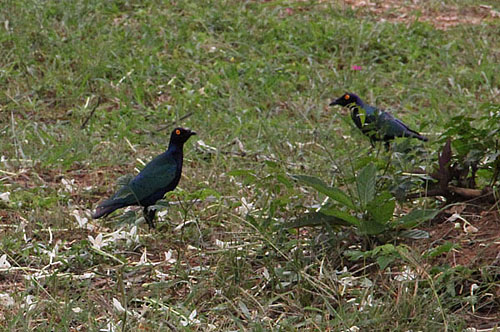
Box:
407;129;428;142
413;133;428;142
92;201;125;219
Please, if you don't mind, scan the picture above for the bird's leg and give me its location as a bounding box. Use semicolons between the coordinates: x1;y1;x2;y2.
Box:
377;149;393;187
375;141;382;158
367;139;378;156
143;206;157;229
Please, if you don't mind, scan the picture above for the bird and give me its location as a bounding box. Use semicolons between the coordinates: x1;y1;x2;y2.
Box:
329;93;428;148
92;127;196;228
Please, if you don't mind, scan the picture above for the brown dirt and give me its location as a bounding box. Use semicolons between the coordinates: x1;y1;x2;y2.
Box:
420;204;500;268
342;0;500;30
416;203;500;329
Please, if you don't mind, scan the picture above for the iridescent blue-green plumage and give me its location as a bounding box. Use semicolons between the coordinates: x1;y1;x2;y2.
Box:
330;93;428;147
92;127;196;228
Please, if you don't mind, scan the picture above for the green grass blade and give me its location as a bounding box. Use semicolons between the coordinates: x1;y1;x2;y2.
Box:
292;174;355;209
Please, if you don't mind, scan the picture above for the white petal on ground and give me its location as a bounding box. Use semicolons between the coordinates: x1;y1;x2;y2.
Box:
22;295;36;312
0;192;10;202
164;250;177;264
0;293;14;307
61;178;76;193
71;209;89;228
180;309;201;326
0;254;11;269
138;248;148;265
112;298;125;313
236;197;254;216
88;233;108;249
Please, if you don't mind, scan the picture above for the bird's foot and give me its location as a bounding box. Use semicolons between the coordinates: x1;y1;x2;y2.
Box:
144;207;157;230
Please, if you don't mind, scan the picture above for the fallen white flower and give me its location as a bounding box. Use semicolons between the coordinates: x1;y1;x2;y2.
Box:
215;239;230;249
180;309;201;326
236;197;254;216
0;192;10;202
22;295;36;312
0;254;11;269
88;233;108;249
0;293;14;307
112;298;125;313
446;212;467;223
137;248;148;265
394;266;416;282
164;250;176;264
61;178;76;193
71;210;89;228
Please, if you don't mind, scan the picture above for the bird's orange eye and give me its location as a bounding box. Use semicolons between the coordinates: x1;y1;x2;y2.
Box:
175;129;181;135
345;95;350;100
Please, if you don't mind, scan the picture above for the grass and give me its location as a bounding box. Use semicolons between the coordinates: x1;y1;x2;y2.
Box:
1;0;499;330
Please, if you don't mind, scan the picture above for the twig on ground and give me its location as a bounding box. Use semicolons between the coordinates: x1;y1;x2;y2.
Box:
81;96;102;129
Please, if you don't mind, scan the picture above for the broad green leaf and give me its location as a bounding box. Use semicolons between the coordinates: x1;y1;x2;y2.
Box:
424;242;459;258
292;175;355;209
227;169;257;183
376;255;396;270
372;243;396;255
238;301;252;320
399;229;430;239
227;169;257;178
396;209;439;229
281;212;349;229
320;207;360;226
192;188;222;200
276;174;293;187
344;250;367;261
358;219;387;235
367;191;395;224
356;163;376;206
264;160;279;168
358;108;366;126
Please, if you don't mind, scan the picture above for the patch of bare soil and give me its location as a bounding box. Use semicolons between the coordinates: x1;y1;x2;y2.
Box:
343;0;500;30
417;203;500;329
422;204;500;268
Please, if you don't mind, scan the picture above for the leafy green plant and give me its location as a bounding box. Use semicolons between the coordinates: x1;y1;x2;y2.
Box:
438;103;500;189
345;243;407;269
288;163;438;238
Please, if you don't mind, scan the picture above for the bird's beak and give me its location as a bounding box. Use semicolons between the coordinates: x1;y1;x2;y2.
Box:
329;98;340;106
190;131;197;136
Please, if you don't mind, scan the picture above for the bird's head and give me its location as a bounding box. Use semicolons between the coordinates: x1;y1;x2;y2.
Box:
170;127;197;144
329;93;362;107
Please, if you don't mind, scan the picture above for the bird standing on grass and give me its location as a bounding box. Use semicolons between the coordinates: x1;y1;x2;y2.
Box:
329;93;428;148
92;127;196;228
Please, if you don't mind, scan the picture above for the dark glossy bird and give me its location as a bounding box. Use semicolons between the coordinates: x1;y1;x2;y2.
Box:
92;127;196;228
329;93;428;148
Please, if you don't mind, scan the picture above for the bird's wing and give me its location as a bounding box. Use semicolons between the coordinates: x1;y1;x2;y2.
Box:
127;154;179;203
102;154;178;207
379;112;422;137
378;111;401;125
363;104;377;116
